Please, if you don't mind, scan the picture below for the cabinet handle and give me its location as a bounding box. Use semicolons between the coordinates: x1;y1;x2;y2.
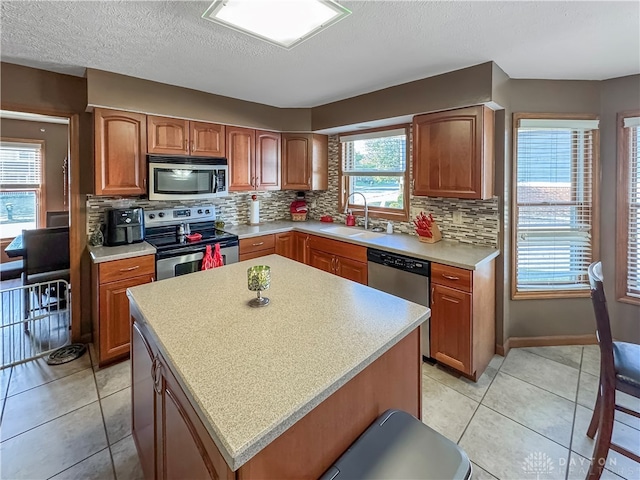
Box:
119;265;140;272
153;359;162;394
252;241;265;246
308;176;311;186
256;176;260;188
441;274;460;281
431;287;435;305
191;140;195;152
184;138;188;150
411;179;415;191
143;178;147;189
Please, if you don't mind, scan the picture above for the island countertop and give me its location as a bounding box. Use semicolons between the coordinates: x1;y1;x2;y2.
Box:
126;255;429;471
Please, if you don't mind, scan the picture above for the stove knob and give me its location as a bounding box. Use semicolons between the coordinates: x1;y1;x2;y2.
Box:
158;212;165;218
197;209;203;214
149;214;155;219
205;209;210;214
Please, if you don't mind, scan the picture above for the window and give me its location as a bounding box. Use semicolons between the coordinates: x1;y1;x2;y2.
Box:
339;126;409;221
617;112;640;304
0;139;45;239
512;115;599;298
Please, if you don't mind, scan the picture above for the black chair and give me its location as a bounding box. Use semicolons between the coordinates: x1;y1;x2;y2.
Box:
586;262;640;479
21;227;70;326
46;211;69;227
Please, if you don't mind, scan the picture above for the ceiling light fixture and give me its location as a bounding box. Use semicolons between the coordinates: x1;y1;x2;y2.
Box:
202;0;351;49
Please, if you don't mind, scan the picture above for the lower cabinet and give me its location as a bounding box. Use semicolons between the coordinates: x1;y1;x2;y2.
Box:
293;232;309;264
132;320;234;480
307;235;368;285
92;255;155;367
274;232;295;259
429;261;495;381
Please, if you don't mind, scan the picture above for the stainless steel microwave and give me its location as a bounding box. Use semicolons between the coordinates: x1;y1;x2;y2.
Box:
148;155;228;201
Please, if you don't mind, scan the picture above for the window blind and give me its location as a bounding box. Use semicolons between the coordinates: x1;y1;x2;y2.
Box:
623;118;639;297
515;120;598;293
0;142;43;186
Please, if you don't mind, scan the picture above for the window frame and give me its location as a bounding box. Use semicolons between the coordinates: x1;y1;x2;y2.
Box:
0;137;46;239
511;113;600;300
338;124;410;222
616;110;640;305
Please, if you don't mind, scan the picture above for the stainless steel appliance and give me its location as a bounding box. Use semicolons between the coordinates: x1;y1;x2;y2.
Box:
104;208;145;246
144;206;238;280
367;248;431;359
147;155;228;201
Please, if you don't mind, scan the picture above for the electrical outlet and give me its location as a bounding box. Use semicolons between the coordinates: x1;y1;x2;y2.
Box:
310;200;317;209
452;211;463;225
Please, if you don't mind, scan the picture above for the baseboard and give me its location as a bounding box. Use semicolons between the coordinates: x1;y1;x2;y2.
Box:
495;338;510;357
79;332;92;344
505;333;597;351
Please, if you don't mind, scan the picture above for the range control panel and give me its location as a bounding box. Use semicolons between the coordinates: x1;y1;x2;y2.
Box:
145;206;216;227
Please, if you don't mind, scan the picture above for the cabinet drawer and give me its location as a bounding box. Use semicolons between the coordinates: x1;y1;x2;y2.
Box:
99;255;155;284
239;234;275;255
307;235;367;263
431;263;472;292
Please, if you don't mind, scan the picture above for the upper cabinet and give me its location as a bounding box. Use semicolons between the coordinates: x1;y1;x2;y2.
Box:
413;105;494;200
148;115;225;157
94;108;147;196
227;127;281;191
281;133;328;191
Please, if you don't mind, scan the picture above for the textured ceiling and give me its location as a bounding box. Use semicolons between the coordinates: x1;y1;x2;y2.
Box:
1;1;639;108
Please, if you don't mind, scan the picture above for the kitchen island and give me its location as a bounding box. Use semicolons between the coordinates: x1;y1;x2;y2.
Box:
127;255;429;479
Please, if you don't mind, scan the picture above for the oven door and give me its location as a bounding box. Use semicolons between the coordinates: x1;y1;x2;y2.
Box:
156;245;239;280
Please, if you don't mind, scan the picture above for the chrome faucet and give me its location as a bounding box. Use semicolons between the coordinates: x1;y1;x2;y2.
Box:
344;192;369;230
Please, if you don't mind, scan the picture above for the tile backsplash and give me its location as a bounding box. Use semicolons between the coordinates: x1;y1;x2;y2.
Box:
87;134;499;248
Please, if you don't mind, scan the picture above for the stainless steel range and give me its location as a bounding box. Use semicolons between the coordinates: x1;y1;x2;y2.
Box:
144;206;239;280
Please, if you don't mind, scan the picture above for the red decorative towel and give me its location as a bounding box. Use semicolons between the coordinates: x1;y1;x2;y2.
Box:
212;243;224;268
201;245;215;270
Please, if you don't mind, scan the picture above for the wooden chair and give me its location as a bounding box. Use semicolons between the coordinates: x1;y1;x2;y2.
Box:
21;227;70;327
586;262;640;479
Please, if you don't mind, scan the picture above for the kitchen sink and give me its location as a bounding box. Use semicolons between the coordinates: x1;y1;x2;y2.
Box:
320;226;385;240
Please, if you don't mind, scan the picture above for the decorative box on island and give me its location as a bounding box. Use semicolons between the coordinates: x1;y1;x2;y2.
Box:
413;212;442;243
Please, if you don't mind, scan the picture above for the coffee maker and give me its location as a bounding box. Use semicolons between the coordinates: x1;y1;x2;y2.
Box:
104;208;145;246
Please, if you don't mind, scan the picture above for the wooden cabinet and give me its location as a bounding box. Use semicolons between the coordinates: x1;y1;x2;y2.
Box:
429;261;495;381
307;235;367;284
239;234;275;261
274;232;295;260
413;105;494;200
293;232;309;264
228;127;281;191
132;320;233;480
281;133;328;190
148;115;225;157
92;255;155;367
94;108;147;196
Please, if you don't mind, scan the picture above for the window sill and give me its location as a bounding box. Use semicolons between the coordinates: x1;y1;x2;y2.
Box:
512;290;591;300
617;295;640;307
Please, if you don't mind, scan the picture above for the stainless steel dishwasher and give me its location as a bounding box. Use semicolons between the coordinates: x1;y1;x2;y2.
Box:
367;248;430;359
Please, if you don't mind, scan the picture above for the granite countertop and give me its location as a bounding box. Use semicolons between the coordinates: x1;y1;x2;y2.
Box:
88;241;156;263
225;221;499;270
126;255;429;471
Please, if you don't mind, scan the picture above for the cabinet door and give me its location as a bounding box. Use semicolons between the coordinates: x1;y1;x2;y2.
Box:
275;232;295;259
294;232;309;264
430;284;472;375
98;273;154;364
227;126;255;191
255;130;281;190
282;134;311;190
335;257;368;285
94;109;147;196
308;249;335;274
157;354;232;480
413;106;490;199
147;116;189;155
132;321;157;480
191;121;225;157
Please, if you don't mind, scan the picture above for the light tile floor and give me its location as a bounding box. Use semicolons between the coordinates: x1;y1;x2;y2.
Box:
423;345;640;480
0;345;638;479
